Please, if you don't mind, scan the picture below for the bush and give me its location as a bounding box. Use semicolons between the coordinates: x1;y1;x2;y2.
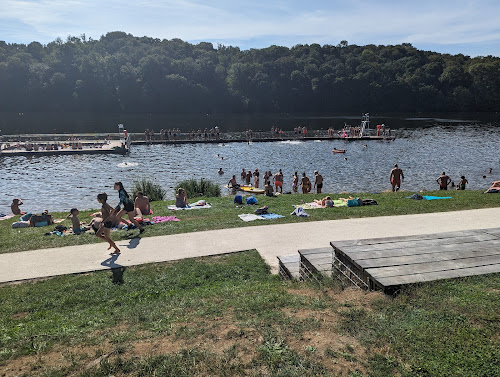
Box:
175;178;221;198
131;178;166;201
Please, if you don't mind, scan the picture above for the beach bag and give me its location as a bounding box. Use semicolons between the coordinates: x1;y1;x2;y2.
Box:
254;206;268;215
30;213;53;227
246;196;258;205
234;195;243;204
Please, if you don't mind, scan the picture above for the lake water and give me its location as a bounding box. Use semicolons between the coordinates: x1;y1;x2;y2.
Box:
1;122;499;215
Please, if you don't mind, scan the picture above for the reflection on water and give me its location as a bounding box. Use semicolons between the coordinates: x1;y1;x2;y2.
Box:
1;125;499;214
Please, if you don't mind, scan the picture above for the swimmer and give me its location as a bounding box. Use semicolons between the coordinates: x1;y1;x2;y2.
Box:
313;171;323;194
218;167;224;175
489;168;493;174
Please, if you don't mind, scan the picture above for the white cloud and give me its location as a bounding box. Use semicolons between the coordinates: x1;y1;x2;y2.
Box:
0;0;499;55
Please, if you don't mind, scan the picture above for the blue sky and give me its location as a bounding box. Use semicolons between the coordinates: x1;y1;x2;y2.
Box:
1;0;500;56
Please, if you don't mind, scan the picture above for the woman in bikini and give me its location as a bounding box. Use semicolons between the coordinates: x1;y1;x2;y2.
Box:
114;181;145;234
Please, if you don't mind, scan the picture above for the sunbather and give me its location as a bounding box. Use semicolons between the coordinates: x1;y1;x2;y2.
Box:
314;196;333;207
134;191;151;216
11;198;25;215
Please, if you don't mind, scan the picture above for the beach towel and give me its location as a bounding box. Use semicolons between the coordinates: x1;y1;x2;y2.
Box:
168;201;212;210
238;213;284;222
423;196;452;200
407;195;452;200
290;207;309;217
293;200;346;210
260;213;284;220
238;214;266;222
0;214;16;221
152;216;180;223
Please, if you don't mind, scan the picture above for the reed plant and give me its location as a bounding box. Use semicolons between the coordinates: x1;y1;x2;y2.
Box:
175;178;221;198
131;178;166;201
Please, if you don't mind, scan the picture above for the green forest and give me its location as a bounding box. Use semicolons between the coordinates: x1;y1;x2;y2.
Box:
1;31;499;114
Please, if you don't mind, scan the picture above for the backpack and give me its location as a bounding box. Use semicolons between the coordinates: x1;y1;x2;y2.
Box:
246;196;258;205
254;206;268;215
234;195;243;204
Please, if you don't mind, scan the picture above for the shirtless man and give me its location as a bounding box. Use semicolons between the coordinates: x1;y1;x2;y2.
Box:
241;168;246;182
228;175;239;189
300;172;311;194
313;171;324;194
389;164;404;192
134;192;151;216
273;169;284;193
436;172;451;190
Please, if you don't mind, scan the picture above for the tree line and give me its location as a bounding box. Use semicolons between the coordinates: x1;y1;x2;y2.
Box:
1;31;499;114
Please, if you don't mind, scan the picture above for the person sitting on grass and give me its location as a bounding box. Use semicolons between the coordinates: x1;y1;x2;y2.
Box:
11;198;25;215
134;191;151;217
96;193;120;254
67;208;88;234
264;180;275;197
176;188;188;208
485;180;500;193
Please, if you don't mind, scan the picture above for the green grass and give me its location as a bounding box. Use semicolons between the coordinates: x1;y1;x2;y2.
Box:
0;251;498;376
1;190;499;254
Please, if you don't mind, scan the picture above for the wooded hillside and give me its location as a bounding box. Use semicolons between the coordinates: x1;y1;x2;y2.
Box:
1;32;499;113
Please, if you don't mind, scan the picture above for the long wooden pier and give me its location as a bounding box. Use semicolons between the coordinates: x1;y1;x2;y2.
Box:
278;228;500;293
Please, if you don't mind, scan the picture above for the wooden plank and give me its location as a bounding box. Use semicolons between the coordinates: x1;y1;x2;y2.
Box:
376;263;500;288
331;230;487;248
366;255;500;278
346;238;500;261
356;247;500;269
298;247;332;256
335;233;498;254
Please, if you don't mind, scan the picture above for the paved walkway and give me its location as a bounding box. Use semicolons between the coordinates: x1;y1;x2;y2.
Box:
1;207;500;283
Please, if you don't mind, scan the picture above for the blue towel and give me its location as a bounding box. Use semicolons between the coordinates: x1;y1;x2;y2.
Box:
422;196;452;200
260;213;284;220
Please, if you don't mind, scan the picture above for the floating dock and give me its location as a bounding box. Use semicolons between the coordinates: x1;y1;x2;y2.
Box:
0;140;128;157
278;228;500;293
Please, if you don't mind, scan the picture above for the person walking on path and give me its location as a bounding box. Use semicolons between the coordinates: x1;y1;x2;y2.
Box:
389;164;404;192
96;193;121;254
436;172;451;190
114;182;145;234
314;171;324;194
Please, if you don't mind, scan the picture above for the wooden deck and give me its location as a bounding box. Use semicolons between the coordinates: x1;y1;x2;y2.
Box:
0;140;128;157
331;228;500;292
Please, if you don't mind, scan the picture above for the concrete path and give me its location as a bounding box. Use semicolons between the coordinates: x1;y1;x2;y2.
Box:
1;207;500;283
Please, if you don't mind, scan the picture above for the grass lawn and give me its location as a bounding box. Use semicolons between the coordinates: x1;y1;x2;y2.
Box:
1;190;499;254
0;251;498;376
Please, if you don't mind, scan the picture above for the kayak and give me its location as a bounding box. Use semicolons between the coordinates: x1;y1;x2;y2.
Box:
240;186;265;194
332;149;346;153
226;185;265;194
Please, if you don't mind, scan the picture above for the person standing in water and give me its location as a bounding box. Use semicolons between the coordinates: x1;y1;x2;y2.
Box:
389;164;404;192
313;171;323;194
273;169;284;193
436;172;451;190
254;168;260;188
114;182;145;234
292;172;299;193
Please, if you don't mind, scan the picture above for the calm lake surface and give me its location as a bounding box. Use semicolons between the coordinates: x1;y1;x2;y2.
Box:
1;120;499;215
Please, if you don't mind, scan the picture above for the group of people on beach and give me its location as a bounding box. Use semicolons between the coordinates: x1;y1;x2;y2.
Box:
228;168;324;196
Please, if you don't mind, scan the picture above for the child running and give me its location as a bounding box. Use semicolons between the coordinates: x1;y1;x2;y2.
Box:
96;193;120;253
114;181;145;234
